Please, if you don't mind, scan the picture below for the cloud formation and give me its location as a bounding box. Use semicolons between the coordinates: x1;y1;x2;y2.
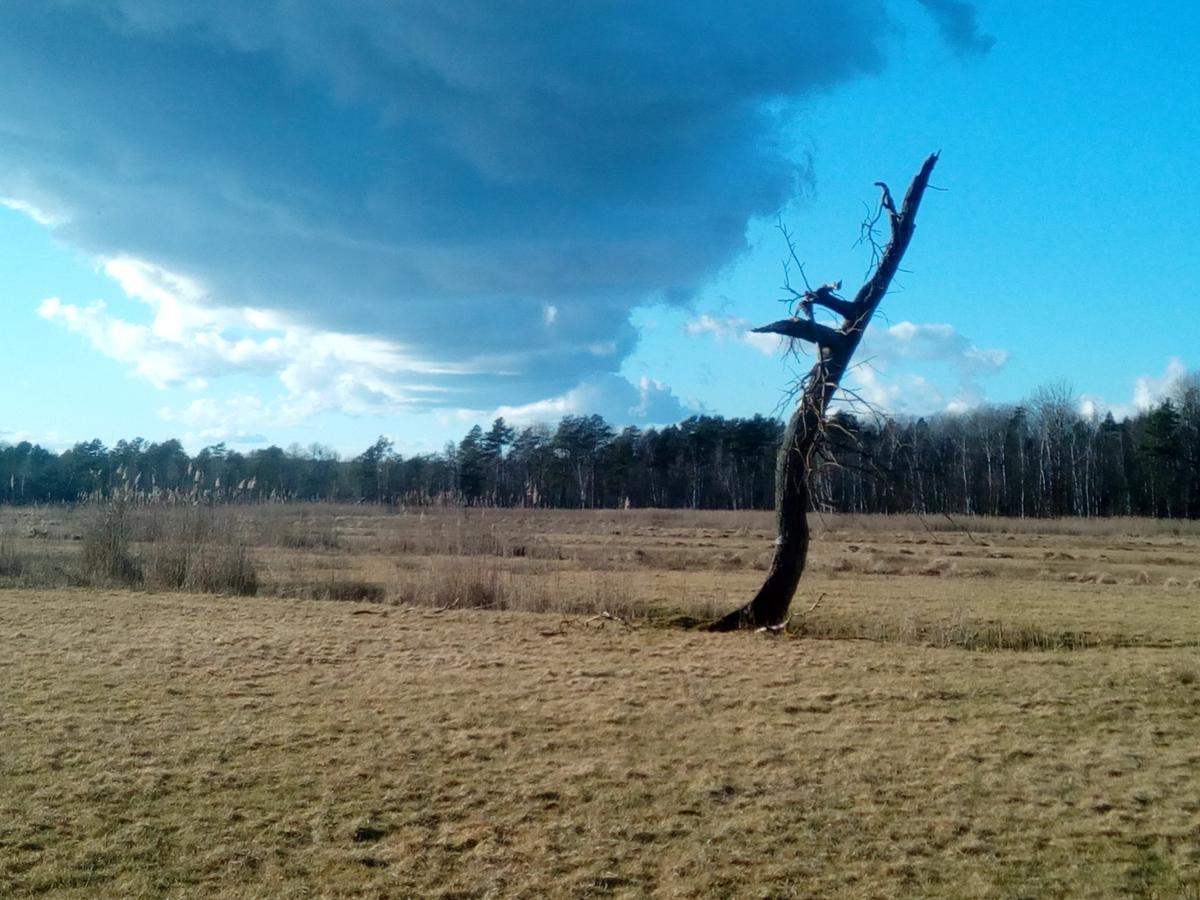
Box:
861;321;1008;378
854;320;1008;413
38;257;468;406
3;1;988;413
915;0;996;56
1132;357;1188;412
685;313;1007;415
491;373;694;428
684;314;783;356
1080;357;1190;421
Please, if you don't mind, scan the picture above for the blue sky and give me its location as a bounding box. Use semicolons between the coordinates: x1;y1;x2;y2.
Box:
2;1;1197;456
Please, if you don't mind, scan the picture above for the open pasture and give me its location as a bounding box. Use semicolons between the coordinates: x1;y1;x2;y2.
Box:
3;506;1200;897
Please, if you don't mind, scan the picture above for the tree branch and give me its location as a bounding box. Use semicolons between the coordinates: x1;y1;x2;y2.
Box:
801;282;855;318
849;153;939;317
874;181;898;221
752;318;847;351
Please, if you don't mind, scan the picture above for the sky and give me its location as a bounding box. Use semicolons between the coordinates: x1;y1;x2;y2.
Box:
2;1;1198;457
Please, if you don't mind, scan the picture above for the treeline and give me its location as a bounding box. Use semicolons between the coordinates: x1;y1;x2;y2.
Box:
3;381;1199;517
0;415;781;511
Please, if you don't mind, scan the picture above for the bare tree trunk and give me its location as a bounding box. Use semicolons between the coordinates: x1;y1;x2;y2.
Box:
710;153;939;632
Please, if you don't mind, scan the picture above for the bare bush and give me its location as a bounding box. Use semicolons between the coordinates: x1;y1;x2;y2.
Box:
80;502;142;587
0;542;24;578
276;579;386;603
0;541;80;589
144;542;258;595
141;508;258;596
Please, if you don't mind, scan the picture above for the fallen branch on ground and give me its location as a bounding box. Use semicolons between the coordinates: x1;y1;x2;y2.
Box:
756;593;825;635
583;611;639;630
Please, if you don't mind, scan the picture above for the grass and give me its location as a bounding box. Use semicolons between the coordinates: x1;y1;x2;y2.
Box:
3;589;1200;897
4;503;1200;637
3;506;1200;896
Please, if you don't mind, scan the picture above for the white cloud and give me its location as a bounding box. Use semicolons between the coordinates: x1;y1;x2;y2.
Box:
1133;356;1187;411
862;321;1009;377
689;313;1008;416
845;320;1007;414
1;197;64;227
686;316;1009;408
1080;356;1189;421
685;313;783;355
0;428;67;451
847;363;948;414
38;253;703;438
158;396;276;446
39;256;472;430
490;373;694;427
0;428;37;445
38;296;212;390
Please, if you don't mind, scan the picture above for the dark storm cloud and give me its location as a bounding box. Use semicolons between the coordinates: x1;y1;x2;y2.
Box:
0;1;988;408
915;0;996;56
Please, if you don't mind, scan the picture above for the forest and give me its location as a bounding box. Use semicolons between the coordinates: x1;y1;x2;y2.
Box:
3;381;1199;518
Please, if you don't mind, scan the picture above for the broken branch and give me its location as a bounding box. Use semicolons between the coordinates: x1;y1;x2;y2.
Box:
802;282;856;318
753;318;846;350
754;593;824;635
583;611;639;630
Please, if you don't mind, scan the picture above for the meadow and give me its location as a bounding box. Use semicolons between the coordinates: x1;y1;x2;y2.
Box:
3;505;1200;897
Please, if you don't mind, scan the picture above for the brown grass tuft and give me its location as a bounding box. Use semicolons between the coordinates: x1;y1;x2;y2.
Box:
281;579;387;603
0;541;25;578
80;502;142;587
140;508;259;596
918;557;954;577
390;557;640;618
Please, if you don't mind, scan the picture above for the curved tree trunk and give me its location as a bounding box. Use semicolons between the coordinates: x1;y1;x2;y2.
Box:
710;153;939;632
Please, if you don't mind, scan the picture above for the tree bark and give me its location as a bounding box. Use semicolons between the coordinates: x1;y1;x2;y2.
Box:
710;153;940;632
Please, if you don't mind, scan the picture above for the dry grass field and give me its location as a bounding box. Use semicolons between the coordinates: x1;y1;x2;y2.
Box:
3;505;1200;897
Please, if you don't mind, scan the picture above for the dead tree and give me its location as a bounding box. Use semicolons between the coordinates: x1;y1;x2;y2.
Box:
710;153;940;632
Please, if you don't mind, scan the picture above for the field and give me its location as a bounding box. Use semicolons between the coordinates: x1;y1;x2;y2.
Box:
3;505;1200;897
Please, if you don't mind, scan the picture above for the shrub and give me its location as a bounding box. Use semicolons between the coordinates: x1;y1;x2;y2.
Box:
80;502;142;587
141;508;258;596
0;542;24;578
303;580;387;603
187;543;259;595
